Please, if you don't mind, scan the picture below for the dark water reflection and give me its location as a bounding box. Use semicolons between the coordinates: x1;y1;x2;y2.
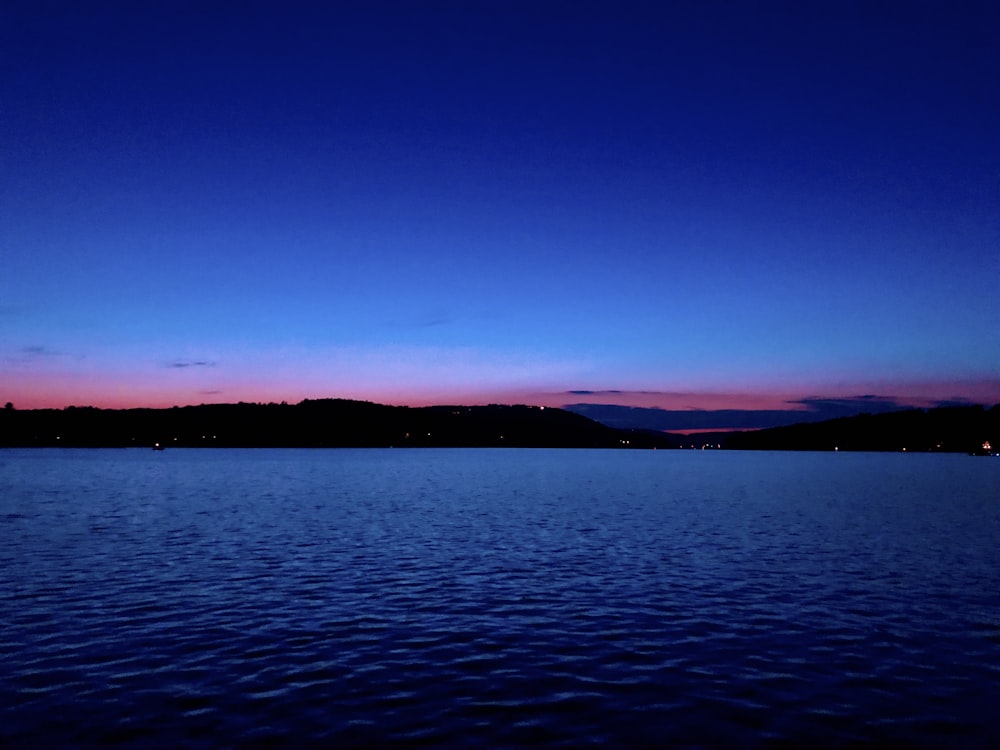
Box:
2;448;998;747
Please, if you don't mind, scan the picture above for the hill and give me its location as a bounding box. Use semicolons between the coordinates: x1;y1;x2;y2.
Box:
716;404;999;453
0;399;677;449
4;400;995;452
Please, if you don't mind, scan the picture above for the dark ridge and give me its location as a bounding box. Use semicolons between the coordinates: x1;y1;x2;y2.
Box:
710;404;999;453
0;399;678;449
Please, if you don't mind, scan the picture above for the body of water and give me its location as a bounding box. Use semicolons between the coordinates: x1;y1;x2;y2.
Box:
2;448;998;747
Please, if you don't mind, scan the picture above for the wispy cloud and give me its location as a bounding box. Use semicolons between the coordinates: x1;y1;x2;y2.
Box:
390;306;455;329
551;389;798;412
2;345;77;366
166;360;216;369
21;345;65;357
561;389;724;400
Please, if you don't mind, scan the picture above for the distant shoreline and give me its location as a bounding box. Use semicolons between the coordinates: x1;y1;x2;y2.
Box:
1;399;996;453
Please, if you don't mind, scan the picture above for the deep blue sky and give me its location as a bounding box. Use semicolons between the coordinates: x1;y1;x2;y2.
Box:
3;1;998;429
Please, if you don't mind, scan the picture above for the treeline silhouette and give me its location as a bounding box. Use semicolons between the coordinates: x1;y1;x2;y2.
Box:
0;399;676;449
719;403;999;453
1;400;995;452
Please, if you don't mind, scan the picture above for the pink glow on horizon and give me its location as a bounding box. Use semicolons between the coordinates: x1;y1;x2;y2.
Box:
544;379;1000;412
5;368;999;416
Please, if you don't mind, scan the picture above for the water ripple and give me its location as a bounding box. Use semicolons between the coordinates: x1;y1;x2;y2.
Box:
2;448;999;747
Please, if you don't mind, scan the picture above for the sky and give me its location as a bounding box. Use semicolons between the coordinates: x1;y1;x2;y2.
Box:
3;1;999;431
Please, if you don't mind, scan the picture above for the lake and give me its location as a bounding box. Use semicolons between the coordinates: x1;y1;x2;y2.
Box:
2;448;998;747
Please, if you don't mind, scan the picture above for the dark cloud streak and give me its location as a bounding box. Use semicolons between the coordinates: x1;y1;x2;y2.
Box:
167;360;216;369
21;345;64;357
564;395;973;432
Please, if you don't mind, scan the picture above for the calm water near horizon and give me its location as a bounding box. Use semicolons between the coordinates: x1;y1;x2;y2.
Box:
2;448;998;747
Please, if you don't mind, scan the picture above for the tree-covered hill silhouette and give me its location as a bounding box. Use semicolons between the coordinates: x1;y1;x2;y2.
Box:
717;403;998;453
0;399;676;449
1;399;996;452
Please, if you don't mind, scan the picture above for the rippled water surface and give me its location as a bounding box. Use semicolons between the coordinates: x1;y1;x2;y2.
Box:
2;448;999;747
